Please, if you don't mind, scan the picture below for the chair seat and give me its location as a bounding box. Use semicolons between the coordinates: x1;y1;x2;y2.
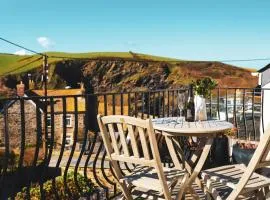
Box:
120;166;187;192
201;164;270;199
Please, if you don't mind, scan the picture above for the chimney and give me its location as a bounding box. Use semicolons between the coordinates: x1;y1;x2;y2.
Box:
16;81;25;97
29;80;35;90
80;82;85;95
28;73;35;90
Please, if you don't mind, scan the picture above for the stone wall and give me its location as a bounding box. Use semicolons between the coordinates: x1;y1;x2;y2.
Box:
0;100;39;149
0;100;86;150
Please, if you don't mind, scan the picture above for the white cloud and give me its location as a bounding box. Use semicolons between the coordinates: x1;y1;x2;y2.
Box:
126;41;137;47
14;49;27;55
37;37;54;49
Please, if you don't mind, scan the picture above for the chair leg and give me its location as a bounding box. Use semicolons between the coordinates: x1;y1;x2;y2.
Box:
266;191;270;200
254;189;264;200
118;181;133;200
206;192;212;200
264;186;270;197
176;173;189;200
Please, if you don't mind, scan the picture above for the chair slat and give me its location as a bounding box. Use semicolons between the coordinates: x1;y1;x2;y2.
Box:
98;115;186;200
102;115;148;128
202;125;270;199
261;144;270;162
108;124;120;155
138;126;150;160
117;123;130;156
127;124;140;158
111;154;155;166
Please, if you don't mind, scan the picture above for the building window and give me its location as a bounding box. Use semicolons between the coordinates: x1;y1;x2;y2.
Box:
66;115;72;127
65;135;72;149
46;116;51;127
65;135;71;145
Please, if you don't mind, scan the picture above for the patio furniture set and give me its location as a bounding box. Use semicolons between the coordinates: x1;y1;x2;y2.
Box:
97;114;270;200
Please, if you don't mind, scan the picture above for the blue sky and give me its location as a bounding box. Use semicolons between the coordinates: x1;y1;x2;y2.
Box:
1;0;270;69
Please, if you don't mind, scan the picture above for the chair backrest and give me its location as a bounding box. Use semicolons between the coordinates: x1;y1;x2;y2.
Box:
228;125;270;199
97;114;162;167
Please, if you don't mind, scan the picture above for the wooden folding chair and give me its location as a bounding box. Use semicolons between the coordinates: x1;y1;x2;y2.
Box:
201;126;270;200
97;115;189;200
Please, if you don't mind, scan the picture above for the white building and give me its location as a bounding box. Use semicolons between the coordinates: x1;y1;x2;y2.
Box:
258;64;270;136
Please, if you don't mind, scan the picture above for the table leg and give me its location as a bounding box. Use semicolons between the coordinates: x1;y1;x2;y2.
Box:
163;133;213;199
171;137;213;199
179;138;213;199
186;138;213;186
164;134;183;170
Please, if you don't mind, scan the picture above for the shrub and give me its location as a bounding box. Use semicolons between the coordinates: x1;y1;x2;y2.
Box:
16;171;94;199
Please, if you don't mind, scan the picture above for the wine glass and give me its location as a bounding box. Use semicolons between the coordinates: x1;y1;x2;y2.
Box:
177;92;186;120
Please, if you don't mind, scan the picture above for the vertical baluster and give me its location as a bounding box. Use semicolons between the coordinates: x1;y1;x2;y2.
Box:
242;89;248;140
92;142;110;199
33;101;42;166
100;149;116;192
46;97;55;165
44;96;48;160
252;89;257;140
233;89;239;137
167;90;170;117
18;98;25;169
84;133;98;189
56;97;67;167
64;97;79;197
75;94;91;194
158;91;161;118
153;92;156;118
61;97;70;196
1;103;9;186
134;92;138;117
112;94;116;115
128;93;131;116
261;89;265;134
148;92;151;118
172;90;175;117
141;92;145;119
225;89;228;121
217;88;220;120
120;93;124;115
162;91;165;117
209;90;212;118
104;95;107;116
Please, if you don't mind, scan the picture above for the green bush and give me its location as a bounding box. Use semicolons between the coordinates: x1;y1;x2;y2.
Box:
16;171;94;199
192;77;217;98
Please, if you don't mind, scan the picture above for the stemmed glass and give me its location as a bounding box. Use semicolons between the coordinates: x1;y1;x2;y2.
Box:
177;92;186;121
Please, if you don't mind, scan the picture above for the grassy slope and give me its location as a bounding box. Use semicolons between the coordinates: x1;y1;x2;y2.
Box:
0;52;180;76
0;51;258;88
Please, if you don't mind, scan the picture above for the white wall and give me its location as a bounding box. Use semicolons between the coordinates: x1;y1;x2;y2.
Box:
261;82;270;137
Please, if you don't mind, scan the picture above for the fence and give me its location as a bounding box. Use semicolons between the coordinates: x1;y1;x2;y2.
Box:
0;87;267;199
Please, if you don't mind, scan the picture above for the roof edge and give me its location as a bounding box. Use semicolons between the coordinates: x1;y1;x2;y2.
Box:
258;63;270;72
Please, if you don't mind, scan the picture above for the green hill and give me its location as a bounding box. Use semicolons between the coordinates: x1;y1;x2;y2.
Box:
0;52;180;76
0;51;258;98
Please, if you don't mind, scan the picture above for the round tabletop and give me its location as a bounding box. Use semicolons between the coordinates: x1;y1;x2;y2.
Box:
152;117;234;137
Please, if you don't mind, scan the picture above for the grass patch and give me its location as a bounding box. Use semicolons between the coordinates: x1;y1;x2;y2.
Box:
0;52;181;76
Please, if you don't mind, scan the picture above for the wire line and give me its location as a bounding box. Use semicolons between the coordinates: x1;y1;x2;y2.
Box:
1;36;270;63
0;37;44;56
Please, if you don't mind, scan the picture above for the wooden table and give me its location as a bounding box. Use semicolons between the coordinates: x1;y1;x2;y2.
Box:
152;117;234;198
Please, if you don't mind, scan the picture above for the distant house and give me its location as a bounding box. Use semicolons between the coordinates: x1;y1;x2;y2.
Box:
0;86;86;150
258;64;270;136
30;89;86;149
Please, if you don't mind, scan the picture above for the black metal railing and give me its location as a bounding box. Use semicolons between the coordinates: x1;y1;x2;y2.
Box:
0;87;268;199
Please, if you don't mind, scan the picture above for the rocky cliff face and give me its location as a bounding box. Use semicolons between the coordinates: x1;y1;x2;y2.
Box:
81;60;171;91
0;59;258;96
